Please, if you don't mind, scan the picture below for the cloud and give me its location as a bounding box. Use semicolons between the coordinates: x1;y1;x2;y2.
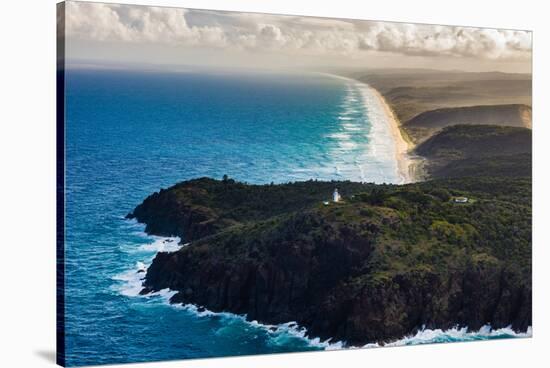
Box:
64;2;531;60
65;2;228;48
356;23;531;59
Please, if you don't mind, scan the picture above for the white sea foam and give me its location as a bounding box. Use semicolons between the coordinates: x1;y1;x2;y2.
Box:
162;297;531;351
341;109;359;114
119;235;181;254
113;222;183;296
112;237;181;297
317;73;410;184
150;287;178;300
112;261;148;297
362;325;532;348
357;83;401;182
342;123;362;131
113;228;346;349
114;230;531;351
121;217;146;229
137;236;181;253
338;141;359;150
327;132;352;140
169;303;346;350
317;75;403;184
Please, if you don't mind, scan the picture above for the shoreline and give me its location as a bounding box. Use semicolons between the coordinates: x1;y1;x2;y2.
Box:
365;85;417;184
365;83;417;184
322;72;418;184
118;224;532;351
127;180;532;350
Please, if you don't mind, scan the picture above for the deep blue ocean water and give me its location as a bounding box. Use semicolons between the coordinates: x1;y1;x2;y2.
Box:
63;69;529;366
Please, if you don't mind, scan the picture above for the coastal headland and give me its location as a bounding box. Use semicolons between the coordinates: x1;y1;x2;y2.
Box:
354;69;532;179
128;69;532;346
128;175;531;345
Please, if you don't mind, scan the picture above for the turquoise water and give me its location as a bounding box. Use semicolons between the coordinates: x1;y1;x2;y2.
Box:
63;69;527;366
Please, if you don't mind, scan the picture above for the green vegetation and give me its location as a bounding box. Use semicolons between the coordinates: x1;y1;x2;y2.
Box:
356;69;532;143
415;125;532;179
406;104;531;129
135;175;531;344
131;69;533;345
129;178;378;240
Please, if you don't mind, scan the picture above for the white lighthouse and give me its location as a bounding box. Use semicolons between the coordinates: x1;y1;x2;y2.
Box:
333;188;341;203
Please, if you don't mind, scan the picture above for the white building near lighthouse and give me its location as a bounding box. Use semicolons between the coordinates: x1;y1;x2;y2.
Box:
333;188;341;203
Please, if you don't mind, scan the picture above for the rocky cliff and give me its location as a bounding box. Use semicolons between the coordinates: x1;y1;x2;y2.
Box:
128;177;531;345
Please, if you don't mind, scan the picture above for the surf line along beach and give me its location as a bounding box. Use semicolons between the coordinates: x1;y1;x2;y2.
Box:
325;73;415;184
366;85;416;183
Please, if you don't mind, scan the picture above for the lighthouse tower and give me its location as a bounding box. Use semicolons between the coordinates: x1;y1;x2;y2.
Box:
333;188;341;203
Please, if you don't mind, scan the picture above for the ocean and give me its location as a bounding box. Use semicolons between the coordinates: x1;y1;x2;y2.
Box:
63;68;528;366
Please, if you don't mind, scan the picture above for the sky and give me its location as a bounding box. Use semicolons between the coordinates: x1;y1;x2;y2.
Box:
61;1;532;73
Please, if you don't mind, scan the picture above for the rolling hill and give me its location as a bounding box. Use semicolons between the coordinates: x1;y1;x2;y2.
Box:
406;104;531;130
415;125;532;178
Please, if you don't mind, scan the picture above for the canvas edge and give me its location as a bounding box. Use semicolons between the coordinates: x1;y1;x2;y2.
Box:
56;1;67;367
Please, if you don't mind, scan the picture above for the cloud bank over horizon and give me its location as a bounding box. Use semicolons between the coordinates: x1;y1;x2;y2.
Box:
63;1;532;71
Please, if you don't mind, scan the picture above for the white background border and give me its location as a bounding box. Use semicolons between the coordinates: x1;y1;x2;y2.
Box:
1;0;547;367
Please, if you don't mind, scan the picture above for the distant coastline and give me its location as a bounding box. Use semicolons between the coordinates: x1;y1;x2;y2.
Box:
355;69;532;181
324;72;417;184
361;84;417;184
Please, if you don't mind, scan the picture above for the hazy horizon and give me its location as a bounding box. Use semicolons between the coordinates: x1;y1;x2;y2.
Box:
60;1;532;74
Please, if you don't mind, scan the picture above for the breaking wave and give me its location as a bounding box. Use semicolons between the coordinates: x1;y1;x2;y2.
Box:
113;223;531;353
322;76;402;184
363;325;532;348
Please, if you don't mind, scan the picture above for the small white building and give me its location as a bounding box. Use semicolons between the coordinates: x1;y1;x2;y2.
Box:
453;196;469;203
333;188;341;203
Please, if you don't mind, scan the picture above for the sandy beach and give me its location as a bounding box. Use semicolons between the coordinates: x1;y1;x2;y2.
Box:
323;72;417;184
368;86;416;183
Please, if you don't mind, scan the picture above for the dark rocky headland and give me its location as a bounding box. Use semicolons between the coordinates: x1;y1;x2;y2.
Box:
128;174;531;345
